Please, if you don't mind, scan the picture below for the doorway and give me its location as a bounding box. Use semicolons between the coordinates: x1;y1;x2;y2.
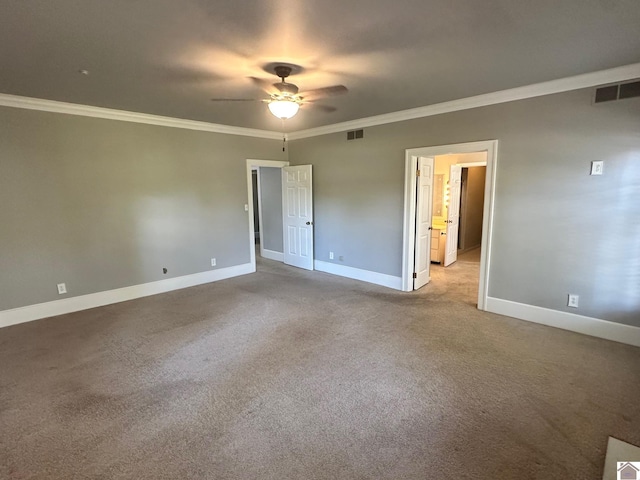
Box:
401;141;498;311
246;159;289;271
458;164;487;255
433;153;487;267
245;159;315;272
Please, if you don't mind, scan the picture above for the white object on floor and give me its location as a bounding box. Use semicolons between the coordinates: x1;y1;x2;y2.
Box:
602;437;640;480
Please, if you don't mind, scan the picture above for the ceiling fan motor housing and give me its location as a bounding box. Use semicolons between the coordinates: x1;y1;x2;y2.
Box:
274;65;292;80
273;66;299;95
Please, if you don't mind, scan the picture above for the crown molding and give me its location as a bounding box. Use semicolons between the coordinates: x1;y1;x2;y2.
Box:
2;63;639;141
287;62;640;140
0;93;282;140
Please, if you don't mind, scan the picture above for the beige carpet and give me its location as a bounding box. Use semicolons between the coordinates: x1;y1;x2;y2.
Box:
1;251;639;479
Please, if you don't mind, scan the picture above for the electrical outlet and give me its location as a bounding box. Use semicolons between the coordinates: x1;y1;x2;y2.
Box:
329;251;334;260
590;161;604;175
57;283;67;295
211;258;216;267
339;255;344;262
567;294;579;308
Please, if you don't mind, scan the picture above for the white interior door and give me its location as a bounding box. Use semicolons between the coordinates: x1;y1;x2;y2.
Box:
282;165;314;270
413;156;434;289
444;164;462;266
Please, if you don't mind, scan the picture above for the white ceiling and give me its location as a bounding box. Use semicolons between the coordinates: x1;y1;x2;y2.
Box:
1;0;639;132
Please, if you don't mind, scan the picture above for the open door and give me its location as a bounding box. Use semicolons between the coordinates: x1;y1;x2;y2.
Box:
444;164;462;266
413;156;434;289
282;165;314;270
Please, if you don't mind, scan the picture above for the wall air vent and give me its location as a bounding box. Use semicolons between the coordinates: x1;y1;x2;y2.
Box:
594;85;618;103
594;80;640;103
619;80;640;99
347;129;364;140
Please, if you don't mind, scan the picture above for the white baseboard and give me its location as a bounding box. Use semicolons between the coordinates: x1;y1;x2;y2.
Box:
458;245;481;255
485;297;640;347
0;263;255;329
261;249;284;262
314;260;403;290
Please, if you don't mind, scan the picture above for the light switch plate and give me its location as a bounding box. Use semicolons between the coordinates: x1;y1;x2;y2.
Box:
590;161;604;175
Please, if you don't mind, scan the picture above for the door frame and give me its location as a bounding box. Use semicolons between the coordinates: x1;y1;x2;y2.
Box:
251;168;262;243
246;159;289;271
401;140;498;311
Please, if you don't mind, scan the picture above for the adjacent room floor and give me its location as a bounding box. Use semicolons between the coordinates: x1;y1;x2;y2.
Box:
424;247;483;306
1;254;639;479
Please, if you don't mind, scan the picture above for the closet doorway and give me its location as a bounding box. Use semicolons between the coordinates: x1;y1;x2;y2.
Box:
246;159;288;270
245;159;315;272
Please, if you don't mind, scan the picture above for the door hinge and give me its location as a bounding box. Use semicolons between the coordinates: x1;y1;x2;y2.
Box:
416;170;420;177
413;272;417;278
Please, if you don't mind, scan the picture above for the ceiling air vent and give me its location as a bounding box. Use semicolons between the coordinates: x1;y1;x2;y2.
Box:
594;80;640;103
347;129;364;140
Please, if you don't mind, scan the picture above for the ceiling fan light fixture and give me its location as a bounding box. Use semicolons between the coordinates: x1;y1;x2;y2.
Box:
268;100;300;119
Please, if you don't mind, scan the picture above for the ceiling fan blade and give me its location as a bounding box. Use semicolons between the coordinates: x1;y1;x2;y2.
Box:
249;76;278;94
274;81;299;95
299;85;348;100
305;103;337;113
210;98;263;102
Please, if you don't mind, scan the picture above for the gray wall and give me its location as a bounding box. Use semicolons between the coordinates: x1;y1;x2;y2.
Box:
289;88;640;326
459;166;486;252
259;167;283;253
0;106;284;310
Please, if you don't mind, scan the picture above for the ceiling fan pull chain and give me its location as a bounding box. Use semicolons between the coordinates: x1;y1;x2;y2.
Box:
282;119;286;152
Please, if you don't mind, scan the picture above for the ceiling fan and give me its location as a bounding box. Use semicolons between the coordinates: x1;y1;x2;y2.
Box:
211;64;348;120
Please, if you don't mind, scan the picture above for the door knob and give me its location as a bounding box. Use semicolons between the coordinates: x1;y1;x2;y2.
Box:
306;221;313;225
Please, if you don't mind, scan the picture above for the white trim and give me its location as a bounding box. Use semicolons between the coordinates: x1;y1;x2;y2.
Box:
402;155;419;292
246;159;289;270
261;249;284;262
401;140;498;313
3;63;638;141
288;63;640;140
0;93;281;139
314;260;403;290
0;263;254;329
485;297;640;348
456;162;487;168
255;168;266;259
